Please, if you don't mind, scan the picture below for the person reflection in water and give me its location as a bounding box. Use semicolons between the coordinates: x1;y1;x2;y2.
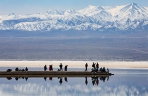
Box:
85;77;88;85
64;77;68;82
96;77;99;85
92;79;95;85
100;77;106;82
91;76;99;86
25;76;28;81
59;77;63;85
44;77;47;81
107;76;109;81
15;77;18;81
49;77;52;80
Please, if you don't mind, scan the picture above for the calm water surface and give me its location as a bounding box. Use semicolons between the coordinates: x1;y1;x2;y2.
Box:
0;68;148;96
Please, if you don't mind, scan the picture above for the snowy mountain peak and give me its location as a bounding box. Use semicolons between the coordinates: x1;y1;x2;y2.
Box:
64;9;77;15
118;3;148;20
0;3;148;31
131;2;138;6
46;9;64;15
8;13;16;16
120;3;147;13
88;5;104;10
78;5;105;16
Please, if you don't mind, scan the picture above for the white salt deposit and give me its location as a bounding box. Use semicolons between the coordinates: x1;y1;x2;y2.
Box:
0;61;148;69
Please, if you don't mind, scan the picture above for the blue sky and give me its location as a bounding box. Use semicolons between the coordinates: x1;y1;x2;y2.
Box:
0;0;148;15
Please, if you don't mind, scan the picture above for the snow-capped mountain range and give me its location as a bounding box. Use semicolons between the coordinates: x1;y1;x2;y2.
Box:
0;3;148;32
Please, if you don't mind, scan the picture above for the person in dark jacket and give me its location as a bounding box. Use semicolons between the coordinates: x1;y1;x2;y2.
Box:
85;63;88;71
25;67;28;71
15;67;19;71
44;65;47;71
65;65;68;71
59;63;63;71
92;62;95;69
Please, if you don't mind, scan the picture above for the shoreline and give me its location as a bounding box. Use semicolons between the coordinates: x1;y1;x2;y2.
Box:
0;61;148;69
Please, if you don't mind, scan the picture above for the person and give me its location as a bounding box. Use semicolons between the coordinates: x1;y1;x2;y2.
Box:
15;67;19;71
107;68;109;73
25;67;28;71
65;65;68;71
100;67;102;72
103;67;106;72
96;62;99;71
92;62;95;69
44;65;47;71
49;65;53;71
59;63;63;71
85;63;88;71
7;69;12;72
51;65;53;71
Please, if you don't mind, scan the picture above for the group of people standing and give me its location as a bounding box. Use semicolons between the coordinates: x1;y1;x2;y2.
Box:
85;62;109;73
44;63;68;71
85;62;99;71
58;63;68;71
44;62;109;73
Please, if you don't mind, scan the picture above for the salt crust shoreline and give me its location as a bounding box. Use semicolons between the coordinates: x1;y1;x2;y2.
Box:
0;61;148;69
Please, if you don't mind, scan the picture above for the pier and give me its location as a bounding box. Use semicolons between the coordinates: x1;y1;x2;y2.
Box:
0;71;114;77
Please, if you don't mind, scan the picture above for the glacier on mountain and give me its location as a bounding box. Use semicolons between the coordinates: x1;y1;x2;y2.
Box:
0;3;148;31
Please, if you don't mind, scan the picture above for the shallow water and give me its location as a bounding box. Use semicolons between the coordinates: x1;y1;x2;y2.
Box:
0;68;148;96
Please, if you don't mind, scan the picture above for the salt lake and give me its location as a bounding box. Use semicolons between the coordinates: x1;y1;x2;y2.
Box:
0;68;148;96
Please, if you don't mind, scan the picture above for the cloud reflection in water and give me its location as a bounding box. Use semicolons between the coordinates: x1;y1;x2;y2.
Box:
0;83;148;96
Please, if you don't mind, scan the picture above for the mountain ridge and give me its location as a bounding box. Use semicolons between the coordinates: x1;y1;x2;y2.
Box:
0;3;148;32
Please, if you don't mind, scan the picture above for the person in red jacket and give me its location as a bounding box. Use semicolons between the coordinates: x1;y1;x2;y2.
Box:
96;62;99;71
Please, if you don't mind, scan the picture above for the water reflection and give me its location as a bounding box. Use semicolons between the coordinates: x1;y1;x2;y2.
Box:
6;76;28;81
0;69;148;96
65;77;68;82
4;75;110;86
85;77;88;85
6;77;12;80
14;76;28;81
